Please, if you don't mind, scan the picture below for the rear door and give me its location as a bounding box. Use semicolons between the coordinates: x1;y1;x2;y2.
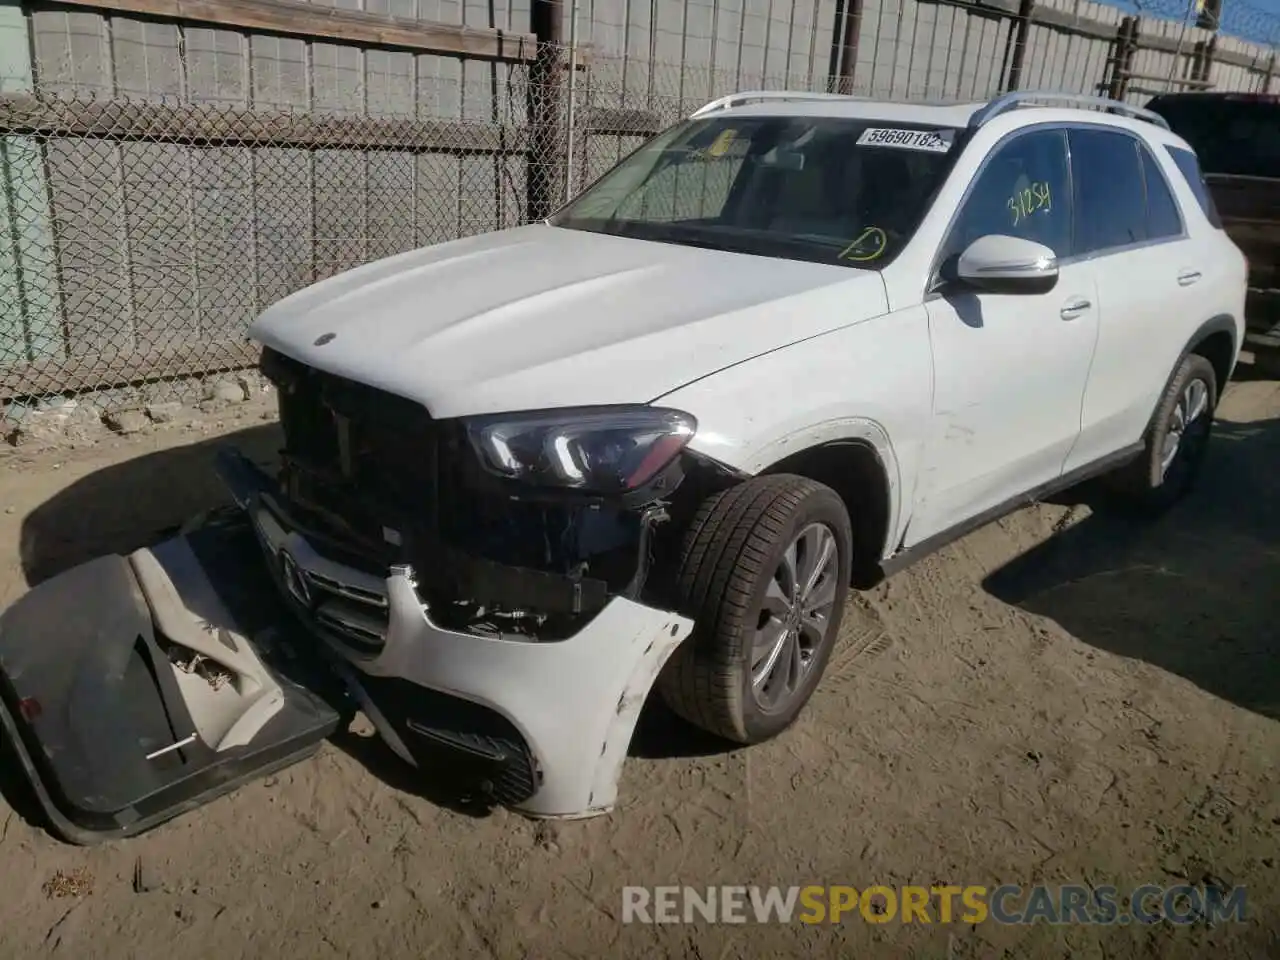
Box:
1147;95;1280;330
1062;126;1205;474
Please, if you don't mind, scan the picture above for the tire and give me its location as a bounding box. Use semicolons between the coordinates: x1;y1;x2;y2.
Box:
657;474;853;745
1109;352;1217;514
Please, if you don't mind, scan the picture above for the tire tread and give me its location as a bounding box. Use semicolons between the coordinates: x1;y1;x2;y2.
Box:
659;475;846;743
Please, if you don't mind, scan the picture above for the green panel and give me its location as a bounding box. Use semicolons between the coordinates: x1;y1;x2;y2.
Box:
1;0;61;368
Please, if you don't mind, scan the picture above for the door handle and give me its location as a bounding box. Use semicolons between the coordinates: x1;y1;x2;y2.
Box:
1177;270;1202;286
1059;298;1092;321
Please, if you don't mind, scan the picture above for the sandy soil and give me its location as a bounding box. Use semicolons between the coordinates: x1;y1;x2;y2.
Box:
0;364;1277;959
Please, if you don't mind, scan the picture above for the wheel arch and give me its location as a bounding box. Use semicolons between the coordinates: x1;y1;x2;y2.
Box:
1185;314;1238;393
757;437;897;588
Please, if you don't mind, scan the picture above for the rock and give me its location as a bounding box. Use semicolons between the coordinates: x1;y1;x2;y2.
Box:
104;409;150;435
145;401;184;424
209;379;247;404
133;857;161;893
236;372;265;397
9;400;93;446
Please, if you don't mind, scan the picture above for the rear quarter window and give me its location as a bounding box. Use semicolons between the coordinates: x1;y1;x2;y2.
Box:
1165;146;1223;229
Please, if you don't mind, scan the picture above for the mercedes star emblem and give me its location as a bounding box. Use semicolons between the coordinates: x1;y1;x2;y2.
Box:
280;551;311;607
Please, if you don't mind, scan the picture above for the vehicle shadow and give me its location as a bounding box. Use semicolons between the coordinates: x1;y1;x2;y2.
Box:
3;422;732;838
983;413;1280;721
18;423;285;587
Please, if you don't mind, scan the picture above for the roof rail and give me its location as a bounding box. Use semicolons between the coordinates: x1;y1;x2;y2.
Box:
969;91;1171;130
689;90;861;120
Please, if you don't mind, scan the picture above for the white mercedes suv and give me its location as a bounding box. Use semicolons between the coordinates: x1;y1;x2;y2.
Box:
231;89;1247;819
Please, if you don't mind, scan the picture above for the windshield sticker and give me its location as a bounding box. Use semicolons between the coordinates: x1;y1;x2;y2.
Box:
839;226;888;262
1008;182;1052;227
856;127;955;153
707;128;737;158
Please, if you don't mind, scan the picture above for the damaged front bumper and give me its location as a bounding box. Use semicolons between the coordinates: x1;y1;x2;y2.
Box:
215;447;695;819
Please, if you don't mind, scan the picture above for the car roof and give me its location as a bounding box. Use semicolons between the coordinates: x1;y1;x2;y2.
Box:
690;92;1184;146
701;98;990;129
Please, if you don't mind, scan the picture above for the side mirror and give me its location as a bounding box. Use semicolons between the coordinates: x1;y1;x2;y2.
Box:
954;234;1059;294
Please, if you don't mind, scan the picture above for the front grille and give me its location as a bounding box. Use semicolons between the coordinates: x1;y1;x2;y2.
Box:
261;347;438;545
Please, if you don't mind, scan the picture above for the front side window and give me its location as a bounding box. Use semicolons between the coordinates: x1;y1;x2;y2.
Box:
938;128;1072;264
1069;127;1147;255
550;116;965;268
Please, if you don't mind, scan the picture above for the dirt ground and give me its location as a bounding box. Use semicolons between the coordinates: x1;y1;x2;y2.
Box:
0;363;1277;960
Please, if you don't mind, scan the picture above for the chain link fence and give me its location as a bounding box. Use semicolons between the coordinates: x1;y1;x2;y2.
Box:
0;47;824;416
1;14;1276;418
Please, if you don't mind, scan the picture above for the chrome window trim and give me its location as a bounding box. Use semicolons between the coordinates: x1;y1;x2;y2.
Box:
924;119;1191;299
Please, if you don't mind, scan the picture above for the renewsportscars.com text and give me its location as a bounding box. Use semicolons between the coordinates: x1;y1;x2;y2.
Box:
621;884;1247;926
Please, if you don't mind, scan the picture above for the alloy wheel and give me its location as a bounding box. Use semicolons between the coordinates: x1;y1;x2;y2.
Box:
751;522;841;712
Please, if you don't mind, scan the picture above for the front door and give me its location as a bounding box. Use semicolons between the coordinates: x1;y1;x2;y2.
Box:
905;127;1099;547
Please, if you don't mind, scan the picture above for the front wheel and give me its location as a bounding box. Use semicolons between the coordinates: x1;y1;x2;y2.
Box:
657;475;852;745
1109;352;1217;513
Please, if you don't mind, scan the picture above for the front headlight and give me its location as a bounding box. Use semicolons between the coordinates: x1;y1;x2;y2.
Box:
462;406;697;494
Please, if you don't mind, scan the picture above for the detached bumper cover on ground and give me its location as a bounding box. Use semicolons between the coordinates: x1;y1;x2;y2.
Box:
0;517;342;845
0;447;695;842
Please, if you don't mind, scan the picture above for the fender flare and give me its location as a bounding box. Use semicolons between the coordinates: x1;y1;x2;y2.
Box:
1187;313;1239;360
734;416;906;562
1157;316;1233;419
1140;313;1239;439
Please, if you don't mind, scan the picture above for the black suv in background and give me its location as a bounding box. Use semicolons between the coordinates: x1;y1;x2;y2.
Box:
1146;92;1280;361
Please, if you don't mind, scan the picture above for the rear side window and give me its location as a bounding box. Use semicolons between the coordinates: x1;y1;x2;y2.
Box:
1069;128;1147;255
1139;145;1184;239
1165;146;1224;228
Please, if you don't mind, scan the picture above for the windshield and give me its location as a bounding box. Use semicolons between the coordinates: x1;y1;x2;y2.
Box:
549;115;965;268
1147;96;1280;179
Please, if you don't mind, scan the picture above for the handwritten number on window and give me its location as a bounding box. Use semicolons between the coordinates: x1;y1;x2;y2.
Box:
1008;182;1052;228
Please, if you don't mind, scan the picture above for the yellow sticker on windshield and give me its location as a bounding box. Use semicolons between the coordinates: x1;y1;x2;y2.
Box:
707;129;737;158
839;226;888;262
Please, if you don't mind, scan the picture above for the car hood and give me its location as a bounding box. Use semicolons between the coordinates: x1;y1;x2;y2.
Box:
249;223;888;417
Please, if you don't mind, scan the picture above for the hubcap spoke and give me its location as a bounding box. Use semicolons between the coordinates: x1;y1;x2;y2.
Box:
1184;380;1208;424
802;572;839;616
796;526;833;597
1161;377;1211;480
751;621;789;687
786;632;805;689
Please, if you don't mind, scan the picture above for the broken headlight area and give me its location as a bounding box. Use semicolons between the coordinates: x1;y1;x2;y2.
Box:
258;348;710;642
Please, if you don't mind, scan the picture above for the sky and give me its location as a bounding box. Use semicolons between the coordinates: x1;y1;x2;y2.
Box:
1107;0;1280;45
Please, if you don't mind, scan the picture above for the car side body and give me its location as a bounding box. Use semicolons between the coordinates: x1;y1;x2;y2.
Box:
252;95;1246;570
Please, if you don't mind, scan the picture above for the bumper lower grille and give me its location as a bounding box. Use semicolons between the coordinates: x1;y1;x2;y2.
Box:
355;675;541;807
